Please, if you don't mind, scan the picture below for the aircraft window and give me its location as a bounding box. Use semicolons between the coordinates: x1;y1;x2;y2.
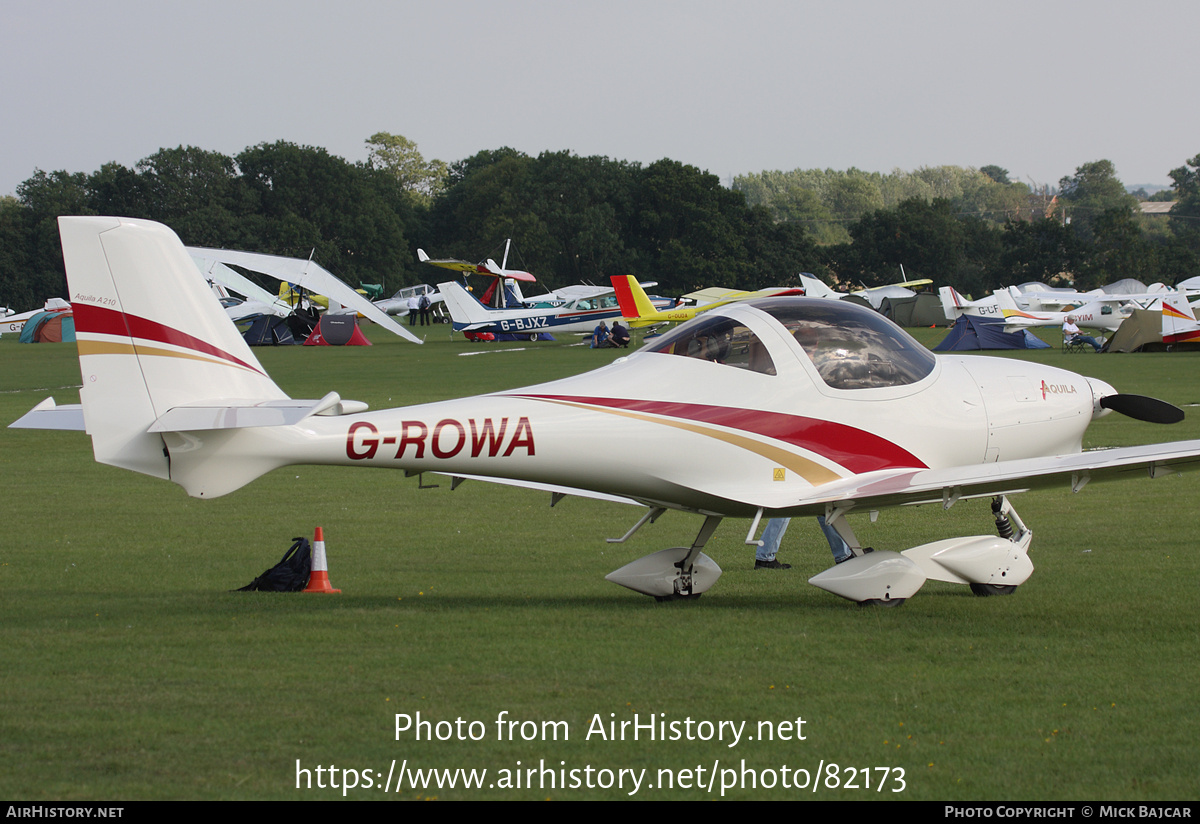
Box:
575;299;596;310
599;295;619;309
756;298;936;389
645;315;776;376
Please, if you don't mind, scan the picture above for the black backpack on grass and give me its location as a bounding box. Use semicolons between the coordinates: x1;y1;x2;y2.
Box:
236;537;312;592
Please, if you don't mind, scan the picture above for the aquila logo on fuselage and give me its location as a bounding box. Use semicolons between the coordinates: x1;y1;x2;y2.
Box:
1040;380;1079;400
346;418;535;461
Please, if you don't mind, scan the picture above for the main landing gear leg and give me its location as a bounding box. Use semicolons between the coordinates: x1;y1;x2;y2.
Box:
900;494;1034;597
605;515;724;600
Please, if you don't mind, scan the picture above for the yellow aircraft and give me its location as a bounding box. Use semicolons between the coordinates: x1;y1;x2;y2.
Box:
610;276;805;328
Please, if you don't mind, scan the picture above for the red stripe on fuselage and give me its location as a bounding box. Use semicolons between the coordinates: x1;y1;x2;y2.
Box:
72;303;264;375
511;394;927;474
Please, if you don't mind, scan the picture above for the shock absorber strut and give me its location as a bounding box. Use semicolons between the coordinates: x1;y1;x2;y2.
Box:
992;496;1013;540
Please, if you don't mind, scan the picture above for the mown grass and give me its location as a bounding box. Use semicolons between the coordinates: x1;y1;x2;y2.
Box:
1;324;1198;800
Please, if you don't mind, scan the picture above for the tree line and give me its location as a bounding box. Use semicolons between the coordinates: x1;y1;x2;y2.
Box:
2;136;1198;311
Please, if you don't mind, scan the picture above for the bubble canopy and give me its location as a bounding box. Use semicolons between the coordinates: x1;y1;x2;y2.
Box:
639;297;937;390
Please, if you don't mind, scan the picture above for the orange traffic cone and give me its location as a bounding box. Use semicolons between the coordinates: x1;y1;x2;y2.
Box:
303;526;341;593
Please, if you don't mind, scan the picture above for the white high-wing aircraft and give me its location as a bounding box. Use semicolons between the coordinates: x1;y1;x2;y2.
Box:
994;288;1129;333
13;217;1200;606
938;286;1003;323
2;298;72;335
186;246;424;344
438;280;634;336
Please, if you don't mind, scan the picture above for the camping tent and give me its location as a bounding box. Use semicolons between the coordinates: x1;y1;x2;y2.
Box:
933;315;1049;351
18;311;75;343
879;294;949;327
303;313;371;346
242;315;298;346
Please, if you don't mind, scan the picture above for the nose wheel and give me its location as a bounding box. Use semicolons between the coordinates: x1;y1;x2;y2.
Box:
969;583;1017;597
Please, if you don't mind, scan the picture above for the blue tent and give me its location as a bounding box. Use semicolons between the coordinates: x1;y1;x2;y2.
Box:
933;315;1050;351
18;311;75;343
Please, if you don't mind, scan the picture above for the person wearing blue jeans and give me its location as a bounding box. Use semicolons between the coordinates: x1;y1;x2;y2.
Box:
755;516;853;569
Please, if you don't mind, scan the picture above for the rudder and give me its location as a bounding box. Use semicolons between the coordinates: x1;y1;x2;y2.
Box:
60;216;289;480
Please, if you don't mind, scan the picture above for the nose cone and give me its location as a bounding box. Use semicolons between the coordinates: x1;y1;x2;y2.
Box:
1087;377;1117;419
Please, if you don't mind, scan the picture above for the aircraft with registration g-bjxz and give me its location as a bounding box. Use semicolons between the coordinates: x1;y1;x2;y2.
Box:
12;216;1200;606
420;247;671;337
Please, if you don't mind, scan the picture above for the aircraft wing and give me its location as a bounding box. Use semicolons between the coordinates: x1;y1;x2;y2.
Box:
537;284;613;301
683;286;804;306
401;441;1200;519
435;473;644;507
417;249;536;282
774;441;1200;516
190;255;292;317
683;287;746;305
187;247;424;344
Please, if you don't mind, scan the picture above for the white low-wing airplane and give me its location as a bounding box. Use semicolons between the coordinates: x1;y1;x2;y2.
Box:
798;273;933;309
13;216;1200;605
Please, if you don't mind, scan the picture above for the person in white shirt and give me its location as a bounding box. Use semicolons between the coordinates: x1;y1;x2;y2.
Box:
1062;316;1102;352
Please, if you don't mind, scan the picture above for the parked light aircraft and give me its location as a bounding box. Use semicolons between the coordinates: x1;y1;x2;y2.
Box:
940;283;1183;324
373;283;446;320
2;298;72;336
610;276;804;328
13;216;1200;606
419;247;670;337
994;288;1129;333
417;247;536;309
1154;293;1200;345
439;279;662;337
797;273;934;309
938;286;1002;323
191;255;295;323
186;247;423;344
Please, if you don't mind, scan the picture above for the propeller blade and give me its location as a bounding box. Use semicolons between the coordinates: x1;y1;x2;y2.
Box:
1100;394;1185;424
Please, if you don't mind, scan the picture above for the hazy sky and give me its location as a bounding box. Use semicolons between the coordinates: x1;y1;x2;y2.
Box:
3;0;1196;198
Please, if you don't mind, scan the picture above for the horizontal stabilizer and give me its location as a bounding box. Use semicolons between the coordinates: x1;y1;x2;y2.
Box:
9;398;85;431
147;392;369;432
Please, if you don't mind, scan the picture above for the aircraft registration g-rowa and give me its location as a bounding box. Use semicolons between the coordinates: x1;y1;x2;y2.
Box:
14;216;1200;606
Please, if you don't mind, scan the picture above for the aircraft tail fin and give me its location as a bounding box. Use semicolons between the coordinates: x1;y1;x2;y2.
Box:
993;288;1024;317
436;280;496;330
56;217;293;491
1161;292;1200;343
610;275;660;321
938;286;968;320
798;274;838;300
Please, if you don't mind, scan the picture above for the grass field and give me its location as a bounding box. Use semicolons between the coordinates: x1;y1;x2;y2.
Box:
2;322;1199;800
